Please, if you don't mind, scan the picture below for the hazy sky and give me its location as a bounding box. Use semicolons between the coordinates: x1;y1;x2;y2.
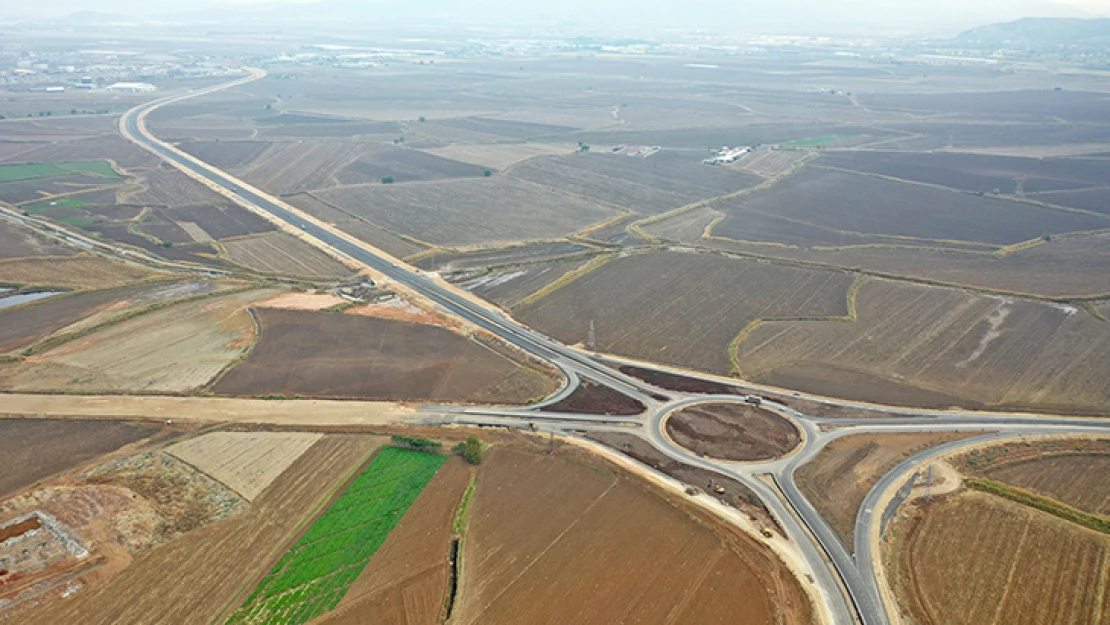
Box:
10;0;1110;35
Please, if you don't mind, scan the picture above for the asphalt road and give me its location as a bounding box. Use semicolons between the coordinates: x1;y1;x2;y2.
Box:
121;95;661;408
119;74;1110;625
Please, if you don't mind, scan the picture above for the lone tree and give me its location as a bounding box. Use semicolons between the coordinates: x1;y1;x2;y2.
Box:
454;436;485;465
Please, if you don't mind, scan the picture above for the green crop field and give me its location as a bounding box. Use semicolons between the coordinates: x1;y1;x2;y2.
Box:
24;197;89;212
226;447;446;625
0;160;120;183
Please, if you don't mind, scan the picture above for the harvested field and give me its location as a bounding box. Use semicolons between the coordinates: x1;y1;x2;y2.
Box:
141;204;275;242
17;435;382;625
796;432;983;550
313;177;620;248
165;432;324;501
422;142;577;169
665;403;800;461
0;223;76;260
734;149;809;177
332;219;428;260
540;378;646;415
952;438;1110;517
0;256;158;289
0;174;122;205
230;141;490;194
0;288;275;393
1033;187;1110;216
318;457;471;625
887;490;1110;625
450;446;810;625
123;168;225;207
435;117;576;139
332;146;489;185
453;258;592;309
640;204;723;243
711;168;1109;248
8;137;158;170
734;231;1110;298
509;150;762;215
862;89;1110;123
737;278;1110;412
213;309;557;403
222;232;352;278
516;251;854;374
0;283;178;354
176;140;272;170
0;418;162;499
818;151;1110;194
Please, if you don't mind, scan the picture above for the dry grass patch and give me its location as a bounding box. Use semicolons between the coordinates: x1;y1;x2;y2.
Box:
0;256;160;289
0;289;277;393
166;432;324;501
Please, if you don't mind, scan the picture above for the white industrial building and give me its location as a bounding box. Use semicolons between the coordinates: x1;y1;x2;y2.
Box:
105;82;157;93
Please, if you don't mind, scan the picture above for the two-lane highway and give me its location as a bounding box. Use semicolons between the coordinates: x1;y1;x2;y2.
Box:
121;89;662;407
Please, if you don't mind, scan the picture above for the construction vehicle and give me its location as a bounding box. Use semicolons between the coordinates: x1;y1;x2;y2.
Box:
760;529;774;539
707;480;726;495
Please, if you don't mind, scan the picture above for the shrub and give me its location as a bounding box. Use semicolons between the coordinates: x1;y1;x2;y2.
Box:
454;436;484;465
391;434;442;452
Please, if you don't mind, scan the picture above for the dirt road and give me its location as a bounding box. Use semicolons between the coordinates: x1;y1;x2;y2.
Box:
0;394;414;426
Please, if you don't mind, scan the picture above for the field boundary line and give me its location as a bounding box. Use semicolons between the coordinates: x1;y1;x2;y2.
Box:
812;164;1110;220
670;239;1110;303
966;478;1110;535
202;304;264;393
513;251;617;309
727;275;865;379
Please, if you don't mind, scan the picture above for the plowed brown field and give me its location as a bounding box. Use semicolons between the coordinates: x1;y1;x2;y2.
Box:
0;418;162;499
213;309;557;403
451;447;813;625
888;491;1110;625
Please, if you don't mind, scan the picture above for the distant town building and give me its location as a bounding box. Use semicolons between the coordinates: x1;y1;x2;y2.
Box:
703;146;750;165
105;82;157;93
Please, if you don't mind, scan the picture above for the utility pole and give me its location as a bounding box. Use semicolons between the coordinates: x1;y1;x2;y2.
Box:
587;319;596;350
924;464;933;502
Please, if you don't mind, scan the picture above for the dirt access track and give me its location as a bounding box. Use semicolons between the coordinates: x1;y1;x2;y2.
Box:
0;394;414;427
665;402;801;461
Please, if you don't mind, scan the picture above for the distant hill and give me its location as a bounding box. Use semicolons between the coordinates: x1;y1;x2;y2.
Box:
956;17;1110;47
